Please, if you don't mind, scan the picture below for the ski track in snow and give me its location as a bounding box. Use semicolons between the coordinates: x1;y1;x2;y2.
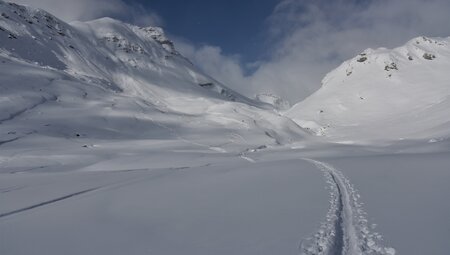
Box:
0;95;57;124
0;137;20;146
0;187;100;219
301;158;395;255
0;167;184;220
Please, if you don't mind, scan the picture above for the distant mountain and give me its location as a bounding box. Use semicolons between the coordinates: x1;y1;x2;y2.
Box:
0;0;305;167
286;36;450;142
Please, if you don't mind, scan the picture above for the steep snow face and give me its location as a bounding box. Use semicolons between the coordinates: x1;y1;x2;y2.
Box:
287;36;450;142
0;0;307;172
0;1;244;102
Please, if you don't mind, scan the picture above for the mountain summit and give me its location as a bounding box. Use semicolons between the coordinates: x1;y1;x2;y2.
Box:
287;36;450;142
0;0;305;171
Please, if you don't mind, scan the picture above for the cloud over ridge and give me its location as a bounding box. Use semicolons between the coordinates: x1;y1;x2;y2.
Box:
178;0;450;103
9;0;450;104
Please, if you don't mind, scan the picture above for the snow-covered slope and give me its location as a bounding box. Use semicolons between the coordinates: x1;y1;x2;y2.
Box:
0;1;249;103
3;3;450;255
0;1;306;171
286;36;450;142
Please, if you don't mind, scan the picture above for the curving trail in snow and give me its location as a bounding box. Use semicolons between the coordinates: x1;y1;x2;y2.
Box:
301;158;395;255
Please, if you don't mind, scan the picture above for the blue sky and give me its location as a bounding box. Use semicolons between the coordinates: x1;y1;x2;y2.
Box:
9;0;450;102
136;0;280;63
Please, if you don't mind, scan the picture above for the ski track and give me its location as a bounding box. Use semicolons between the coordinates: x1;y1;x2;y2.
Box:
0;187;100;219
0;95;56;124
301;158;395;255
0;137;20;146
0;167;183;220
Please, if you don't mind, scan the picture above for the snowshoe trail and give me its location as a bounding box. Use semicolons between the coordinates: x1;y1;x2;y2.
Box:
300;159;395;255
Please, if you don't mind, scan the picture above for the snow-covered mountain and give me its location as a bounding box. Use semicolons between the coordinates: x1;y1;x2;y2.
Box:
0;1;241;101
0;1;307;171
287;36;450;142
3;2;450;255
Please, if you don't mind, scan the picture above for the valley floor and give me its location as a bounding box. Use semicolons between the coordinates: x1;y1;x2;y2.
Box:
1;143;449;255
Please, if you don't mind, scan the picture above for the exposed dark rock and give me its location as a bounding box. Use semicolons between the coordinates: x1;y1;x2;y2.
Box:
384;62;398;71
199;82;213;87
357;56;367;62
423;53;436;60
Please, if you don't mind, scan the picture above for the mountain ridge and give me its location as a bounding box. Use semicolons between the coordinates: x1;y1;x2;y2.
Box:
286;35;450;142
0;0;307;172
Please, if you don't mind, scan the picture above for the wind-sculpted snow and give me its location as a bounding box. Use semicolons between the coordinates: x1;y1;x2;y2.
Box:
301;159;395;255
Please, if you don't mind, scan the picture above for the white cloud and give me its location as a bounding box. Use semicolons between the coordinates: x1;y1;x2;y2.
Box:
8;0;162;26
174;38;251;95
253;0;450;103
10;0;450;103
177;0;450;104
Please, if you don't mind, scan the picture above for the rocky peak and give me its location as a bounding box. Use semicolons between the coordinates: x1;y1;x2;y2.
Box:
140;26;177;54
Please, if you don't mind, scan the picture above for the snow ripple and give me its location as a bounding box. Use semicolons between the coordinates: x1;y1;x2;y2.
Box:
300;159;395;255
